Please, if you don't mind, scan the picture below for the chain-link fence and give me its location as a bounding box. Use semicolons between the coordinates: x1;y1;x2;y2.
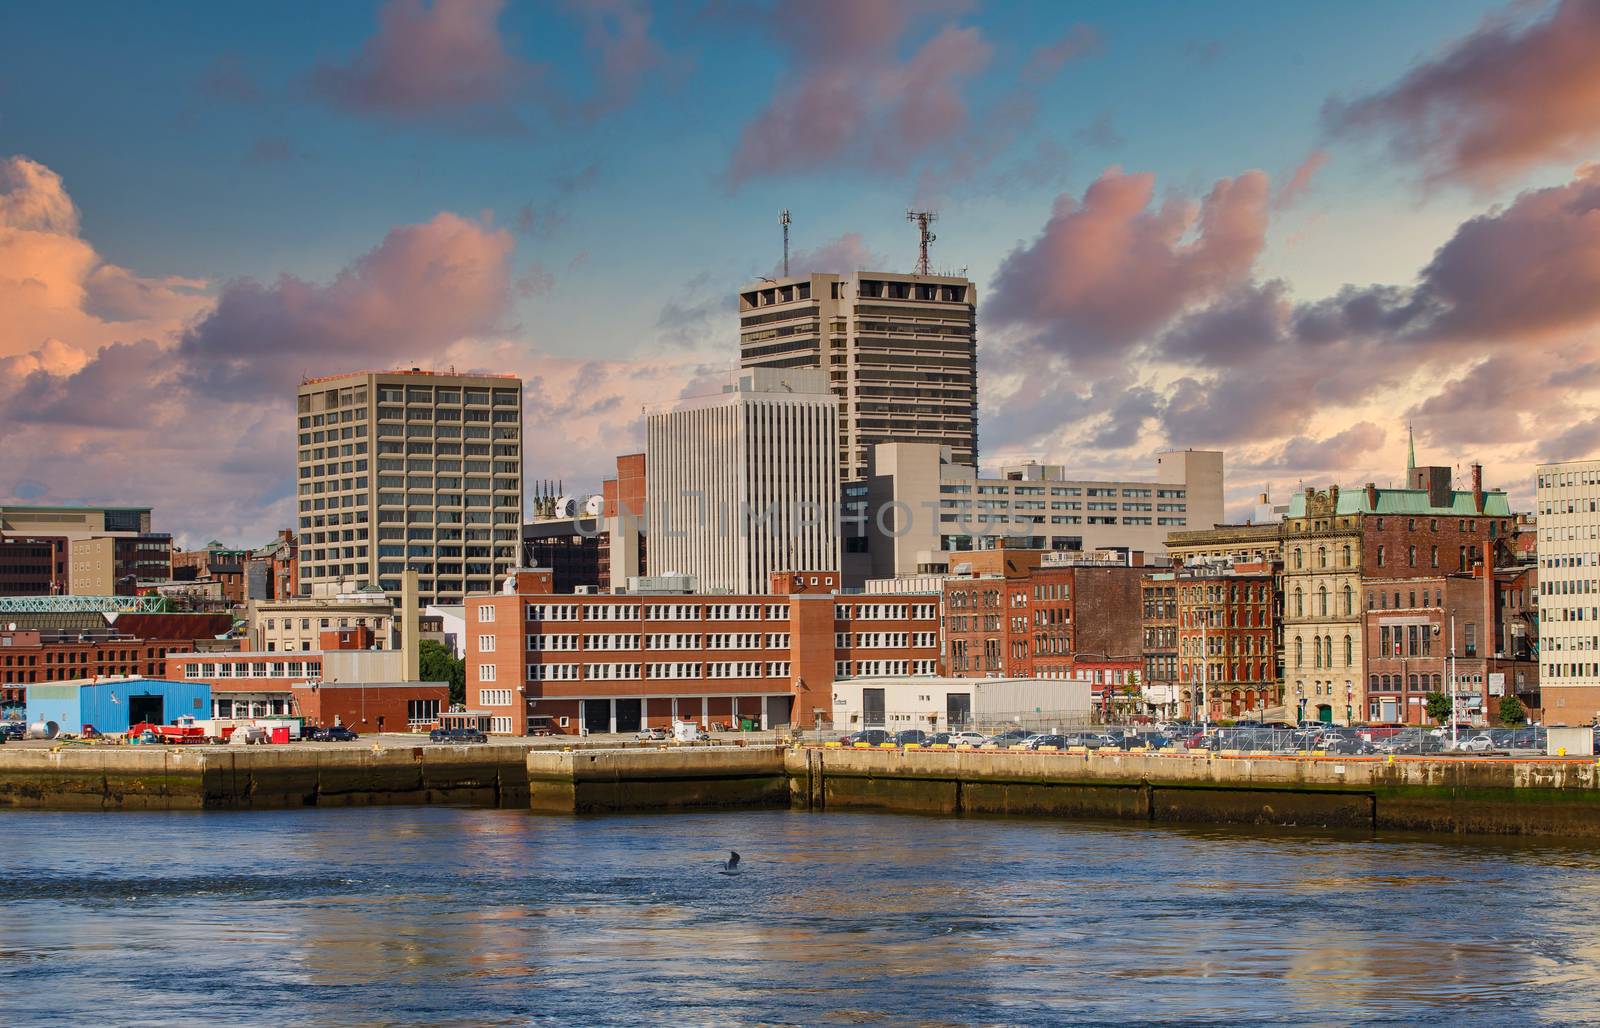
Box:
796;721;1579;756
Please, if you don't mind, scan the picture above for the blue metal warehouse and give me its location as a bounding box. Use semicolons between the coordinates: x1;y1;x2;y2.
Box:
25;678;212;735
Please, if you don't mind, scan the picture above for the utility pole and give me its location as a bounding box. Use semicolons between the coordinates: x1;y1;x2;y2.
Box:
906;210;938;276
779;209;791;277
1450;610;1459;748
1200;600;1209;730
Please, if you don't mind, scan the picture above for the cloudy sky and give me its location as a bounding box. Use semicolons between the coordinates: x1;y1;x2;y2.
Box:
2;0;1598;546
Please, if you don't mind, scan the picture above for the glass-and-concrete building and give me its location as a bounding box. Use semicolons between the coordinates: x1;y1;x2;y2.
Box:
851;443;1224;581
295;369;523;607
738;271;977;482
645;368;839;594
1536;458;1600;721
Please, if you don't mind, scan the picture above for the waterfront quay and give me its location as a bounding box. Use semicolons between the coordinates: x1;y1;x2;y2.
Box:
6;740;1600;841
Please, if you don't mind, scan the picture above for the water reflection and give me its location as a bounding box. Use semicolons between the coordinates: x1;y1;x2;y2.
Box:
1;809;1598;1024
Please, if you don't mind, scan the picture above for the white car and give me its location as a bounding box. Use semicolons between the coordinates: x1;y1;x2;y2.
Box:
1451;733;1495;753
949;731;987;747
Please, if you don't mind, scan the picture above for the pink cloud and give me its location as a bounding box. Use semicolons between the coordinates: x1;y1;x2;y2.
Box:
1274;149;1327;209
311;0;539;120
178;211;514;398
567;0;671;118
985;166;1270;368
0;156;211;361
727;0;993;184
1021;24;1102;84
772;232;884;278
1323;0;1600;189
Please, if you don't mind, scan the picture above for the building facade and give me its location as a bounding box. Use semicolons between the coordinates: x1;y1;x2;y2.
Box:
941;553;1149;709
854;443;1223;581
465;569;940;735
0;612;236;706
0;505;171;594
738;271;977;482
1535;458;1600;721
246;585;396;653
646;368;839;594
295;369;523;607
1174;562;1278;720
1284;465;1514;724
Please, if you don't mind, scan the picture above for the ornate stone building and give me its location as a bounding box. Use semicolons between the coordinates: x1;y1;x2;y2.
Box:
1282;486;1364;724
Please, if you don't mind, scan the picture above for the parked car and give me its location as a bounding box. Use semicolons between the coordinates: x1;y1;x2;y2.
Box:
308;725;359;742
1024;734;1067;750
430;726;488;744
840;729;892;746
925;732;952;746
989;729;1032;747
0;721;25;741
636;727;669;742
1451;732;1496;753
894;729;930;746
949;731;988;747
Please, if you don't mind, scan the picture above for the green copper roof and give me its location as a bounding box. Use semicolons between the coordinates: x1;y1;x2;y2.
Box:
1287;487;1512;518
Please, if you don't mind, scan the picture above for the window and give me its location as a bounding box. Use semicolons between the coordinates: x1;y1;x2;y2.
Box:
1343;635;1352;666
476;604;495;623
1294;588;1303;618
478;663;497;682
478;634;496;653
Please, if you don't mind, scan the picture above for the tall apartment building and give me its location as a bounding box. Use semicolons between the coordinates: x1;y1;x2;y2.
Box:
738;272;977;482
295;369;523;607
645;368;839;594
1536;459;1600;721
854;443;1224;581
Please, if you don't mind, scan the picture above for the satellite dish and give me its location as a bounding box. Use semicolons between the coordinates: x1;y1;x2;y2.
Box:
554;495;579;518
583;494;605;517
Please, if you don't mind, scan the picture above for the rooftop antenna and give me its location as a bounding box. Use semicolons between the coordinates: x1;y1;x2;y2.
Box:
779;209;791;277
906;210;938;276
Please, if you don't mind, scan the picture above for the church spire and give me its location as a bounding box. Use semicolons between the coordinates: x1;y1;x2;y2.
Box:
1406;421;1416;477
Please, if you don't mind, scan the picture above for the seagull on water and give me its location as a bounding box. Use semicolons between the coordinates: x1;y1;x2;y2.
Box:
717;851;742;875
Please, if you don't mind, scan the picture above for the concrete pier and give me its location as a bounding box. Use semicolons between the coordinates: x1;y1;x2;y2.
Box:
527;745;790;814
0;744;534;810
7;742;1600;840
791;748;1600;838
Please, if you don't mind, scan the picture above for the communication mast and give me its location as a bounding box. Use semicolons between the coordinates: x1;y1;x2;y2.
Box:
779;209;791;277
906;210;938;276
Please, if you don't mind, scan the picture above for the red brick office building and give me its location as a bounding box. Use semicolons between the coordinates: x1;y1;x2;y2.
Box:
466;569;941;735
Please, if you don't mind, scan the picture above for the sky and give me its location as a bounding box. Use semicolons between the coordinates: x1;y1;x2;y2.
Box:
3;0;1600;547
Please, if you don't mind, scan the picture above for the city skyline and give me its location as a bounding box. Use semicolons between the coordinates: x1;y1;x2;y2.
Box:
2;0;1598;545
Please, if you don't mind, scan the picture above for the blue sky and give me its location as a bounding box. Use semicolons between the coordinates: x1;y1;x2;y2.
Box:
1;0;1596;544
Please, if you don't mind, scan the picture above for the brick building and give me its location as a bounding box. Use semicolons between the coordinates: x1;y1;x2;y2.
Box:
466;569;941;735
172;541;250;603
1140;576;1178;715
0;534;67;595
245;530;299;601
167;625;447;731
942;552;1149;710
1174;561;1278;720
0;612;235;706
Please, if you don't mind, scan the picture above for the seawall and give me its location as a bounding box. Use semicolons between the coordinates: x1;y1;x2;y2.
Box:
9;743;1600;840
527;746;790;814
0;744;534;810
791;748;1600;838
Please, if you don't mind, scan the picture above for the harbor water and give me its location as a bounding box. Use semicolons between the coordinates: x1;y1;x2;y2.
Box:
3;808;1599;1025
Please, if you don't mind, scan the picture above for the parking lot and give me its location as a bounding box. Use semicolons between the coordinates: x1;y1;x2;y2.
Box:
825;723;1585;758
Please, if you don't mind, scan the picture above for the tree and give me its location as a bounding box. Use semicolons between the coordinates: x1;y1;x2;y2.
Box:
1425;691;1452;725
1497;694;1528;727
419;640;465;707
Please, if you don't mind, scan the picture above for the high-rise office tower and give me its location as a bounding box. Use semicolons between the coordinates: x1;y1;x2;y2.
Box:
295;369;523;606
646;368;839;593
738;271;977;482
